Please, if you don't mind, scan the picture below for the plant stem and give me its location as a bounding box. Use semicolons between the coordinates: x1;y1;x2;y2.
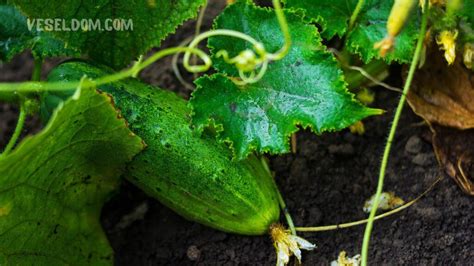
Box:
31;58;43;81
270;0;291;60
259;156;296;235
273;178;296;235
0;58;41;155
1;102;27;157
260;156;297;235
348;0;365;31
0;91;19;103
344;60;388;90
0;0;291;94
295;176;441;232
360;6;429;266
0;46;208;94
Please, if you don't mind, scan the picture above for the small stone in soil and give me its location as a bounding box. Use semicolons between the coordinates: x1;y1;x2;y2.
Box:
113;201;149;231
187;245;201;261
405;135;422;154
411;153;434;166
328;144;354;156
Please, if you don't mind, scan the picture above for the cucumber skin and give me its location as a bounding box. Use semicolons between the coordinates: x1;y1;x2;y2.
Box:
45;61;280;235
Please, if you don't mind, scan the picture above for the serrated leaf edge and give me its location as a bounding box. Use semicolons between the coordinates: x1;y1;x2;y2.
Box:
191;1;383;160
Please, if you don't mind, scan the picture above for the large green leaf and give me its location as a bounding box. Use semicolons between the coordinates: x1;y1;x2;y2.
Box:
190;1;382;160
283;0;420;63
346;0;420;63
282;0;357;39
0;5;78;62
460;0;474;25
8;0;205;68
459;1;474;44
0;86;144;264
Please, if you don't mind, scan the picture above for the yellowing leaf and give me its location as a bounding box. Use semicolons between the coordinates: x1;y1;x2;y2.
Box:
0;86;144;264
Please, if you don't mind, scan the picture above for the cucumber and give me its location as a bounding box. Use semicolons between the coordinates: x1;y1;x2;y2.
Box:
44;61;280;235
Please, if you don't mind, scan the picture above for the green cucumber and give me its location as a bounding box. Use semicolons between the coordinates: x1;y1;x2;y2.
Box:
44;61;280;235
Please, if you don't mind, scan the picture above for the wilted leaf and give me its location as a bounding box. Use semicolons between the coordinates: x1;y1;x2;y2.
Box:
330;251;361;266
432;125;474;195
407;51;474;129
190;1;381;160
407;51;474;195
0;86;144;264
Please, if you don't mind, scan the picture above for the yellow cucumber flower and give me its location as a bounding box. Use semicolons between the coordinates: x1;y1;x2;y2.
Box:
374;37;395;57
331;251;361;266
270;224;316;266
436;30;458;65
363;192;405;213
375;0;416;56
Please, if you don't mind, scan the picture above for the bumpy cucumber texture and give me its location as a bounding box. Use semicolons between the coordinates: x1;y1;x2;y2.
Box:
43;61;280;235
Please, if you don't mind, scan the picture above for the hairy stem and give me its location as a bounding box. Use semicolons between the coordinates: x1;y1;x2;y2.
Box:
1;102;27;157
260;156;296;235
260;156;297;235
274;180;297;235
361;5;429;265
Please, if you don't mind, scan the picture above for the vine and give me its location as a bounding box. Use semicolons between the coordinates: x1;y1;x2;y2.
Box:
0;101;26;157
1;58;43;157
294;176;442;233
0;0;291;96
348;0;365;32
1;0;463;264
361;3;430;265
0;0;298;244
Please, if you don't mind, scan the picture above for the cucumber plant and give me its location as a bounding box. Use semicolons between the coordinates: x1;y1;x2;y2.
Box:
0;0;472;265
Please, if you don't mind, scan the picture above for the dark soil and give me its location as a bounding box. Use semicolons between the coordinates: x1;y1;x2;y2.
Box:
1;1;473;265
